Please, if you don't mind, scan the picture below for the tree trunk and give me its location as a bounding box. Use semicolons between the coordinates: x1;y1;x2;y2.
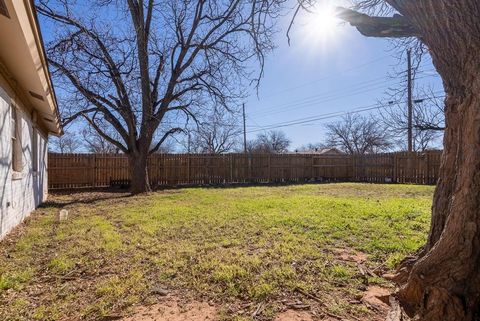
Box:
129;152;151;194
395;91;480;321
385;2;480;320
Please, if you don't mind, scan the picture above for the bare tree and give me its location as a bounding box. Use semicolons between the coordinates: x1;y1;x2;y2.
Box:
325;114;392;154
186;111;241;154
248;130;291;153
81;126;120;153
49;130;81;153
411;88;445;133
380;86;444;151
296;142;327;153
38;0;285;193
329;1;480;320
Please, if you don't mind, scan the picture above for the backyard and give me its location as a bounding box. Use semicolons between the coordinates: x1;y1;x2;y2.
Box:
0;183;433;321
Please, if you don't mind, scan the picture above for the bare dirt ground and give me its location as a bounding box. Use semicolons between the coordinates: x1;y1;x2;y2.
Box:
120;299;318;321
121;298;323;321
121;247;390;321
122;298;218;321
122;291;390;321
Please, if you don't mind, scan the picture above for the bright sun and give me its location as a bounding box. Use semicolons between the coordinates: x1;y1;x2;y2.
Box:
310;6;338;35
302;4;341;47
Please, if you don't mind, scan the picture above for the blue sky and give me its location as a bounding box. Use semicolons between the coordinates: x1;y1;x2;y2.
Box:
42;1;444;151
243;8;443;149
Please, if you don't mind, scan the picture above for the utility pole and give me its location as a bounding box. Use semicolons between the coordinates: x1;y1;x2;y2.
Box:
242;103;247;153
407;49;413;152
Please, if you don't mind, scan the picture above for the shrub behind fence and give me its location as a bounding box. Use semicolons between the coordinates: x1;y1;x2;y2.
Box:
48;151;442;189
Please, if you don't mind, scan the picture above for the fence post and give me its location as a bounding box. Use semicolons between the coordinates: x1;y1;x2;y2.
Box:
393;153;398;183
425;152;430;185
187;154;191;184
248;154;252;183
310;155;314;181
230;154;234;183
268;155;272;182
91;154;96;188
352;154;356;182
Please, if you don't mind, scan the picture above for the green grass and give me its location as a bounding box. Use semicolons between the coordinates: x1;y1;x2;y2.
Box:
0;183;434;320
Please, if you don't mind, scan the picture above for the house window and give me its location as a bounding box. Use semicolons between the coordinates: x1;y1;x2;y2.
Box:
32;128;38;172
11;106;22;172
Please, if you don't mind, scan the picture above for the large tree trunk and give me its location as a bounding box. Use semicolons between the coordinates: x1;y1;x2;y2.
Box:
386;1;480;320
128;151;151;194
394;91;480;321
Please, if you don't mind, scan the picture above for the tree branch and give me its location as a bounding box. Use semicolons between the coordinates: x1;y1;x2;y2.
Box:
83;113;128;153
49;59;131;145
415;124;445;131
149;128;184;154
336;7;419;38
62;107;98;127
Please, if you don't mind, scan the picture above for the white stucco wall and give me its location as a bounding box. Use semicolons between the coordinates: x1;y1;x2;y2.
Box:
0;86;48;239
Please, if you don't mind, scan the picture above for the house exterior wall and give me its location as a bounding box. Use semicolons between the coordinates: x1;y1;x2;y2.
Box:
0;75;49;239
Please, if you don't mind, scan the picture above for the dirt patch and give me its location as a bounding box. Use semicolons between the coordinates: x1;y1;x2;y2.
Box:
122;299;217;321
332;248;368;263
124;302;317;321
362;286;391;314
274;310;314;321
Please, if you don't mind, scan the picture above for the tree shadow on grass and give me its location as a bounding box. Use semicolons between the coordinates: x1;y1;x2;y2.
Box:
40;188;133;209
42;179;353;209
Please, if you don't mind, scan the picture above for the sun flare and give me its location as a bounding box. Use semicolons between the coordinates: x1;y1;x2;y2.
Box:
310;5;339;36
301;3;342;48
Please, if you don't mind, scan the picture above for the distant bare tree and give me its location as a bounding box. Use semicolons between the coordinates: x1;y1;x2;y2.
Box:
381;88;444;151
38;0;286;193
414;100;445;132
296;142;327;153
187;111;241;154
325;114;392;154
248;130;291;153
81;126;120;153
49;130;81;153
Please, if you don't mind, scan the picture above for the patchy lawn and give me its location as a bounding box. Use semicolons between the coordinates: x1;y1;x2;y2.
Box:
0;183;434;321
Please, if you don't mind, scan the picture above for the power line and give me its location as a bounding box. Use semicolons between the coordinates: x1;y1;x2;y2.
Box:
250;76;399;116
249;67;439;116
251;83;396;118
246;94;445;134
257;54;393;99
249;73;439;118
249;93;445;133
249;102;385;133
253;66;438;111
246;114;263;129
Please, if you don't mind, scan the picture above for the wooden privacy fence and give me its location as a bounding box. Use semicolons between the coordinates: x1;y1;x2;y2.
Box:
48;151;442;189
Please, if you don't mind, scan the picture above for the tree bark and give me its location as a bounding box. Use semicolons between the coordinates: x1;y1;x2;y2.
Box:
396;91;480;321
382;1;480;320
129;151;151;194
